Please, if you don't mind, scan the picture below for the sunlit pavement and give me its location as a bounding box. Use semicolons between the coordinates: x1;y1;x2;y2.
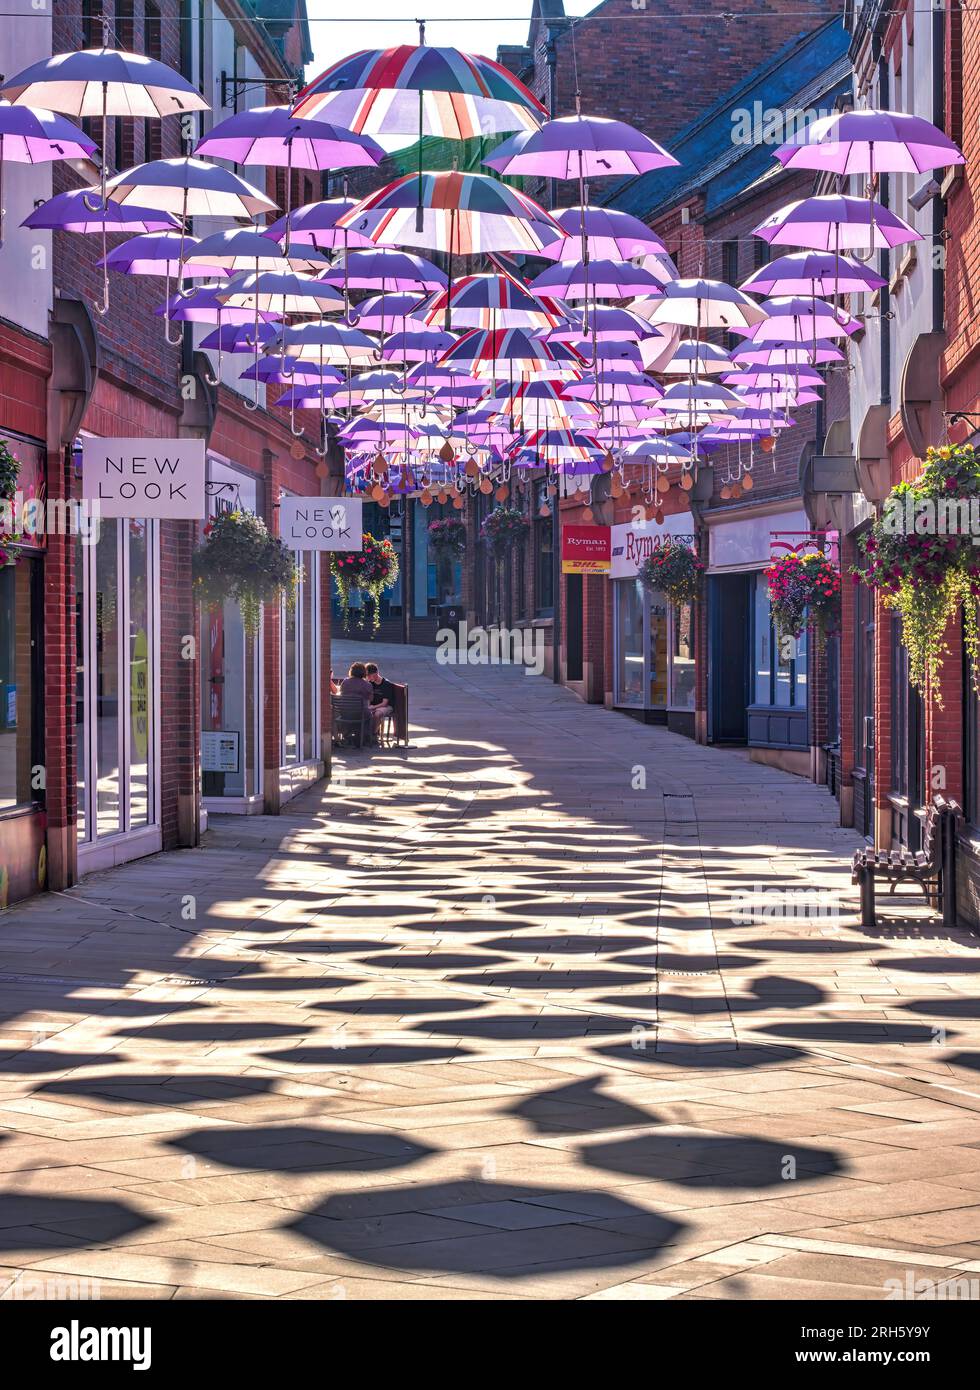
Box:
2;642;980;1300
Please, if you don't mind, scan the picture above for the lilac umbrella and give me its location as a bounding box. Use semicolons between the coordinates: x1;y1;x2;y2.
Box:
100;230;220;277
542;306;661;343
323;249;446;293
184;227;327;275
484;115;677;180
661;342;733;375
238;357;343;384
263;198;375;253
724;367;824;389
739;388;821;409
774;108;964;178
740;250;885;297
753;195;919;252
350;293;430;336
642;279;768;332
23;188;177;233
536;205;668;262
156;286;283;325
732;338;844;367
199;322;280;354
0;101;96;242
530;257;669;301
749;296;861;341
381;329;456;363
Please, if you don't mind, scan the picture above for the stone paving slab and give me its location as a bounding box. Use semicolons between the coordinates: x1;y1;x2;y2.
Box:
0;639;979;1299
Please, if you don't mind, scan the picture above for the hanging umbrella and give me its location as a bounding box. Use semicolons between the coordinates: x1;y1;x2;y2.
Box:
184;227;327;275
322;246;446;318
218;271;344;318
565;372;663;404
485;115;677;179
423;271;564;331
0;101;96;242
543;306;662;343
292;40;546;138
536;205;668;261
732;338;844;367
264;197;375;252
238;357;344;384
199;322;281;355
156;285;283;325
748;296;861;341
739;388;821;409
350;292;430;335
753;195;919;251
724;367;824;390
105;155;275;220
23;187;177;233
661;342;733;375
529;257;670;301
381;328;456;362
275;321;378;365
740;250;886;297
439;327;583;381
642;278;768;332
773;108;964;178
1;47;209;119
100;230;223;278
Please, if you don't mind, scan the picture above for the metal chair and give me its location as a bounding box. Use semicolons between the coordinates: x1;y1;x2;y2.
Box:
332;694;371;749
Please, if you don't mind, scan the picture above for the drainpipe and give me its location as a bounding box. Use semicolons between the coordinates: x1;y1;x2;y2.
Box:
546;27;562;682
932;4;945;335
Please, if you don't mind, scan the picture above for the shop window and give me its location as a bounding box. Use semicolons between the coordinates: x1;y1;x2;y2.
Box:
534;483;554;616
752;571;806;707
616;578;645;706
0;559;42;811
281;550;319;768
670;601;696;710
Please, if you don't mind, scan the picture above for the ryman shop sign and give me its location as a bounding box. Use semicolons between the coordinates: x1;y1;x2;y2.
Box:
82;438;206;519
279;496;363;551
610;512;696;579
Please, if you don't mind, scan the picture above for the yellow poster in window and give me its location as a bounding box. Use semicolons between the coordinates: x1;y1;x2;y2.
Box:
131;627;148;763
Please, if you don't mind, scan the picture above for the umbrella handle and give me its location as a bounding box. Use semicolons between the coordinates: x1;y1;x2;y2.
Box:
93;221;111;317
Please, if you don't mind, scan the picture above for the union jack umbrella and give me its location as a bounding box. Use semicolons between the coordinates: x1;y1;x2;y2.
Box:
439;327;583;381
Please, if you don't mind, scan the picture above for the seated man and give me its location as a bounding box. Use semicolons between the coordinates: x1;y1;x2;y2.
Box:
365;662;398;736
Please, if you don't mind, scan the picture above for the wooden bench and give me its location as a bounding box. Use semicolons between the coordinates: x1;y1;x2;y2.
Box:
851;794;961;929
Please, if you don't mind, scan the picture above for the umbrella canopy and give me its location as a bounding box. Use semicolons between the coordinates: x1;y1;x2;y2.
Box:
0;100;95;161
724;367;824;389
565;372;663;404
774;108;965;176
184;227;326;274
542;306;661;343
643;279;769;332
239;356;344;382
350;292;430;334
292;44;546;138
23;188;178;232
753;195;919;251
530;257;670;301
381;328;456;362
619;437;692;463
322;248;446;291
536;205;669;261
337;171;561;255
739;388;821;409
1;47;209;118
275;321;378;364
740;250;886;297
195;105;384;170
218;271;345;316
658;381;742;416
105;156;276;220
732;338;845;367
156;285;283;324
199;322;282;354
440;327;583;380
101;230;223;277
423;272;563;330
749;296;861;341
484;115;678;179
661;342;733;375
264;198;375;251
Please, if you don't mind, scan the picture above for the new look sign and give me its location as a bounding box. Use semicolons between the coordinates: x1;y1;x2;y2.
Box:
82;438;206;519
279;496;362;551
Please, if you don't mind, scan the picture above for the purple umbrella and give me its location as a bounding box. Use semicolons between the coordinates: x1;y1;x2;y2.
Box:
642;278;768;333
536;205;668;262
661;342;733;375
322;248;446;292
100;231;223;278
263;197;375;252
238;357;343;384
774;108;964;177
23;188;178;233
753;195;919;252
199;322;280;354
350;292;430;335
0;100;96;242
749;296;860;341
530;257;669;301
484;115;677;180
732;338;844;367
542;306;661;343
381;328;456;363
184;227;327;275
724;366;824;389
740;250;886;297
156;286;283;324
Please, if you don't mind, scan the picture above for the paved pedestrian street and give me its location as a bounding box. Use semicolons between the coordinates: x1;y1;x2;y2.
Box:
2;642;980;1301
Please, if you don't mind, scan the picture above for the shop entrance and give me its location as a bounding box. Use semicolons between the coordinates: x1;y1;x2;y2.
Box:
709;572;751;743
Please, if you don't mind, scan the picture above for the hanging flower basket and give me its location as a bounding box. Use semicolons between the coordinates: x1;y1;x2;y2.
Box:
481;506;527;555
427;517;467;557
330;531;399;634
765;549;841;648
193;509;298;636
856;443;980;705
0;439;23;566
638;540;703;606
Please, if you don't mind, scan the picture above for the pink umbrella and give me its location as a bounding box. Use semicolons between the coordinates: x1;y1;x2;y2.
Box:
740;250;885;297
100;230;222;278
732;338;844;367
774;108;964;178
484;115;677;180
753;195;919;251
0;101;96;242
264;198;375;252
529;257;670;301
748;297;861;341
536;205;668;261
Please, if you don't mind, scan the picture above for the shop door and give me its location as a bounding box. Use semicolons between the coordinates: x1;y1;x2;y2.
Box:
565;573;583;681
854;574;875;838
709;572;751;743
890;618;925;850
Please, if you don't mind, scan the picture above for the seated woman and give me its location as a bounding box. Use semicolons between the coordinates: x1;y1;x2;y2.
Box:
339;662;383;743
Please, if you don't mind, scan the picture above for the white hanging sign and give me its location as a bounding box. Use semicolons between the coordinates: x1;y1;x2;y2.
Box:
82;438;206;519
279;496;362;551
